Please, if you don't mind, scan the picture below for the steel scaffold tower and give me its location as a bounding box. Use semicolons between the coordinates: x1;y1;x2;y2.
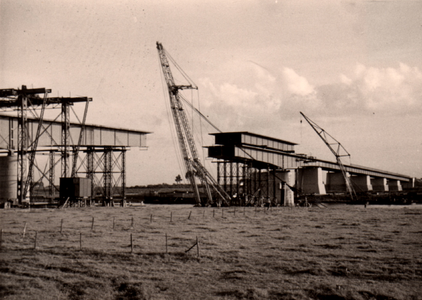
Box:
0;86;91;204
81;146;127;205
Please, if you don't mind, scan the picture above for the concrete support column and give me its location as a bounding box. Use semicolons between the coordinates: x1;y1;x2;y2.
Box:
297;167;326;195
278;170;295;206
371;177;389;192
350;175;372;192
388;180;402;192
326;172;349;193
401;178;415;189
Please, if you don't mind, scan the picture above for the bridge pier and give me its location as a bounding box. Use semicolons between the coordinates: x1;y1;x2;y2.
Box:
371;177;389;192
297;167;326;195
350;175;372;192
402;178;415;189
279;170;295;206
388;179;402;192
326;172;349;193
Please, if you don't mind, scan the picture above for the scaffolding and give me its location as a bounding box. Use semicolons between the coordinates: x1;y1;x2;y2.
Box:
0;85;148;207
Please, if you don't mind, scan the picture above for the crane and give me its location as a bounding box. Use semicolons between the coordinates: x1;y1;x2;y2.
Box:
300;112;358;201
156;42;231;206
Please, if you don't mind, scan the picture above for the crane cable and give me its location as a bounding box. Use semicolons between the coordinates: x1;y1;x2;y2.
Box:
179;94;221;133
196;89;206;164
165;49;197;89
157;56;186;183
160;44;295;197
165;46;208;165
180;93;296;192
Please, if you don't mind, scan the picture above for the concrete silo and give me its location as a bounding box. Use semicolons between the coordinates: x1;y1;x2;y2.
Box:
0;154;18;207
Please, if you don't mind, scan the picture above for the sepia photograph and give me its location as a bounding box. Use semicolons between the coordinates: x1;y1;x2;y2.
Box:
1;0;421;299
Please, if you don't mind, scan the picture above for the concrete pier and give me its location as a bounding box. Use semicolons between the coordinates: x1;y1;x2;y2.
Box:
297;167;326;195
351;175;373;192
371;177;389;192
388;180;402;192
326;172;348;193
279;170;295;206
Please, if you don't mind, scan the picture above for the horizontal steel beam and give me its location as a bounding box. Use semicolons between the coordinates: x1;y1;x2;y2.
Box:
0;96;91;108
0;115;150;149
0;87;51;97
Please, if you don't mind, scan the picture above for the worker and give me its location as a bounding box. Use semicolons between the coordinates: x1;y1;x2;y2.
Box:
266;197;271;210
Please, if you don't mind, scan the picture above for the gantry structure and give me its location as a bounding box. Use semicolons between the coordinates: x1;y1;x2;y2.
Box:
0;85;148;206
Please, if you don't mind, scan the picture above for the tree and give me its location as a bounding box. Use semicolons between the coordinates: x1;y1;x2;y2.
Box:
175;174;183;184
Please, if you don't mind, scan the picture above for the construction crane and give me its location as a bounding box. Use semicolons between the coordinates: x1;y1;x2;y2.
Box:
156;42;231;206
300;112;357;201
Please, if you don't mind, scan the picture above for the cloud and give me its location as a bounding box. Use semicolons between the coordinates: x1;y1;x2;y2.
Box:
318;63;422;115
282;67;315;96
194;61;422;140
197;63;284;132
219;82;258;106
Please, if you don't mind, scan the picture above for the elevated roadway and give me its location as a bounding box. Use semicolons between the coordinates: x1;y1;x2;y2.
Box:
301;158;411;182
207;131;414;197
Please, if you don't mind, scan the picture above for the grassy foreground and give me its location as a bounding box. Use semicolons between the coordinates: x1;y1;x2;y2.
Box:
0;204;421;300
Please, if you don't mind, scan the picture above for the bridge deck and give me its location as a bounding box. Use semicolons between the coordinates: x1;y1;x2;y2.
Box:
207;131;412;182
302;159;411;181
0;115;149;150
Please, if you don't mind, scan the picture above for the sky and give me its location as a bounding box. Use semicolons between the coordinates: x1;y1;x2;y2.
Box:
1;0;421;186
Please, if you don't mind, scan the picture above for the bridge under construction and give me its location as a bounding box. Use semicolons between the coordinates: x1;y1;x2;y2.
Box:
0;86;148;208
0;43;418;208
156;42;416;206
207;131;414;206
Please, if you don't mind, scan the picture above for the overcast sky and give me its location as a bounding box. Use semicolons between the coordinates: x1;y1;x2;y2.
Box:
1;0;421;186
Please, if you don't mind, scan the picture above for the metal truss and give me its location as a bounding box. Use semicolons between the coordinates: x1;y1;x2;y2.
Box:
1;86;146;207
0;85;90;204
79;146;127;205
216;159;291;206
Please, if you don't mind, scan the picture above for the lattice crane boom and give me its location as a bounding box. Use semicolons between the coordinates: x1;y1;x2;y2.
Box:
156;42;230;206
300;112;357;201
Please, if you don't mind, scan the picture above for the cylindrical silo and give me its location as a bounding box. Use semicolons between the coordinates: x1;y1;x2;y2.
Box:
0;154;18;204
278;170;295;206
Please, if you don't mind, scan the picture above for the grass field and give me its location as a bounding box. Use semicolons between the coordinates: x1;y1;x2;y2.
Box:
1;204;421;300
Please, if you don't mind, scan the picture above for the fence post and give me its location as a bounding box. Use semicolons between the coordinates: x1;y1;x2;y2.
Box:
113;217;115;230
34;231;38;250
165;233;168;254
188;211;192;220
196;236;200;258
23;222;27;238
79;232;82;251
130;233;133;253
1;229;3;249
60;219;64;234
91;217;95;231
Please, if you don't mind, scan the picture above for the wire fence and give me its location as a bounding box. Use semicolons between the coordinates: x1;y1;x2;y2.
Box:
0;206;287;257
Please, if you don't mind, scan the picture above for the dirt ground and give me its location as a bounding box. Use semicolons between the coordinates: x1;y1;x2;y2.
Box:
1;204;421;300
